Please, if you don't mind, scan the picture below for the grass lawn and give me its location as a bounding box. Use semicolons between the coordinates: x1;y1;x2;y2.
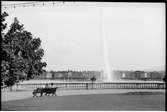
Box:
1;93;165;111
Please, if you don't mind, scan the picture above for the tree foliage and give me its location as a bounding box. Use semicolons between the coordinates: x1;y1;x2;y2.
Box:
90;76;96;82
1;12;47;87
1;12;8;33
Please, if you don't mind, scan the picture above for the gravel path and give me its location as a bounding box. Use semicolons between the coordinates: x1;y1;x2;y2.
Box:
1;89;165;102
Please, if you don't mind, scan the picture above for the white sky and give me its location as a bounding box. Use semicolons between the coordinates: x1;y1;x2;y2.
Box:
2;2;165;71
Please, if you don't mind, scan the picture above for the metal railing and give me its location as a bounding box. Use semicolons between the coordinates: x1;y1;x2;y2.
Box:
1;82;165;91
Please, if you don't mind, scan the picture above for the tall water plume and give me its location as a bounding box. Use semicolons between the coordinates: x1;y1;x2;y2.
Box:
100;8;113;82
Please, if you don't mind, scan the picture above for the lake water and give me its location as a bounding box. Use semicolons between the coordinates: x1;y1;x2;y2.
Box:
19;79;164;84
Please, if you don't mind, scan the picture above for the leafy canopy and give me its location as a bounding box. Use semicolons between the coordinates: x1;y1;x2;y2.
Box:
1;12;47;87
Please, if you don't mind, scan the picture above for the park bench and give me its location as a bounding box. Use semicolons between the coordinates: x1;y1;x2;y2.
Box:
33;87;58;97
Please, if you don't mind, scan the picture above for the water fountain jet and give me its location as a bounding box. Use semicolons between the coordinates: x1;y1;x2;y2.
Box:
100;8;113;82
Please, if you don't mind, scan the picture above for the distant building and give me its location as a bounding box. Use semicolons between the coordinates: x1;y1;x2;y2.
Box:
35;70;165;81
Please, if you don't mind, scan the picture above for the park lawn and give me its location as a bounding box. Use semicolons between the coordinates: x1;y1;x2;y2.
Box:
1;93;165;111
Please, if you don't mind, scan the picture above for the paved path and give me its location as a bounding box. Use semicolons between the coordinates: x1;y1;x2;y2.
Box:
1;89;165;102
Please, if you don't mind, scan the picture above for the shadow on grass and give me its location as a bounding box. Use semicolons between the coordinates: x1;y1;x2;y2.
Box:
124;91;165;95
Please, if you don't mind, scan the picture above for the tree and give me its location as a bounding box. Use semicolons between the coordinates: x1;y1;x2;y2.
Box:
1;11;9;87
90;76;96;89
1;12;47;90
163;75;166;83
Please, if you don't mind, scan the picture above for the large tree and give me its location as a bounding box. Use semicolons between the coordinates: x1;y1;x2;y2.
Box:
1;12;47;89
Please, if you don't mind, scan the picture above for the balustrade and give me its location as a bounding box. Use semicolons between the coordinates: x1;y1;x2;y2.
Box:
1;82;165;91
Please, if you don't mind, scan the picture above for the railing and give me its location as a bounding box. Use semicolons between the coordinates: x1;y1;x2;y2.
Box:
2;82;165;91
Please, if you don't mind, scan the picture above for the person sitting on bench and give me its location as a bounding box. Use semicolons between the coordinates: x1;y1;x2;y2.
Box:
45;83;49;88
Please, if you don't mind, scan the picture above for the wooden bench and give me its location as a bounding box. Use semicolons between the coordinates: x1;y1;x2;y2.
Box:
33;87;58;97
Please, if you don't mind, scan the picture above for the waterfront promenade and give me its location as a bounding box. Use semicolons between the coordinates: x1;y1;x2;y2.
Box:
2;79;165;111
2;88;165;102
2;89;165;111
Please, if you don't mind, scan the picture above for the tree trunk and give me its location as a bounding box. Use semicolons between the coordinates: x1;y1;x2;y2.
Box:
9;86;13;91
92;81;93;89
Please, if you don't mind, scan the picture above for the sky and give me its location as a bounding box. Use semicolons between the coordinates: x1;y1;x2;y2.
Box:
2;2;165;71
